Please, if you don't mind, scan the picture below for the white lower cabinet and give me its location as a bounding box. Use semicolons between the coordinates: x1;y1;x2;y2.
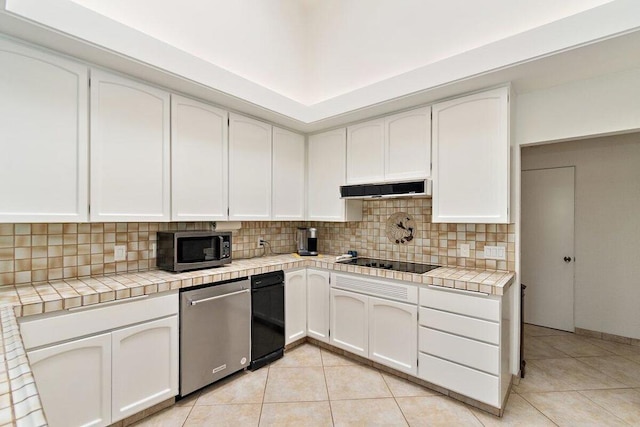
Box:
330;273;418;375
111;316;178;421
285;269;307;345
20;292;179;427
417;285;511;408
27;333;111;427
330;288;368;357
306;269;330;343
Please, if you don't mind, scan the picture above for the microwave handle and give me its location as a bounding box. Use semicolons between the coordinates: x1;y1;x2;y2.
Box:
217;235;224;258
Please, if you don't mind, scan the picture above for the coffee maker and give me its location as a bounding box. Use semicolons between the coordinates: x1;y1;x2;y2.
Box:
296;227;318;256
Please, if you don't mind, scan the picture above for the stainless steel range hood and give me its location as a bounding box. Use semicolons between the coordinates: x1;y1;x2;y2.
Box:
340;179;431;199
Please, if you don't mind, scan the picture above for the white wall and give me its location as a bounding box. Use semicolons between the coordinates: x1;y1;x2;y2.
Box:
516;66;640;145
521;134;640;339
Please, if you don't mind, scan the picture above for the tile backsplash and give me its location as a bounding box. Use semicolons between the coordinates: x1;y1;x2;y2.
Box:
0;198;514;287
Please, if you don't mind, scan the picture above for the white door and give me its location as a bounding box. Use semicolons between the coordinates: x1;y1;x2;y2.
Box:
0;38;89;222
111;316;178;422
522;167;575;331
306;269;330;343
330;288;368;357
228;113;272;220
369;296;417;375
90;70;171;222
285;269;307;345
385;107;431;181
432;87;509;223
272;127;305;220
346;119;385;184
28;333;112;427
171;95;228;221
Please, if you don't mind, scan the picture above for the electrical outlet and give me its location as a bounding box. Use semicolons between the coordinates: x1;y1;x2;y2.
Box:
114;245;127;262
484;245;506;260
460;243;470;257
258;237;264;248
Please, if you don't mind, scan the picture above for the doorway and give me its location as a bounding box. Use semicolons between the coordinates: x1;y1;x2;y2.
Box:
521;167;575;332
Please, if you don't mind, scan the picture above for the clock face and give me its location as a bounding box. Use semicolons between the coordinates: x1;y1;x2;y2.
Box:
386;212;416;245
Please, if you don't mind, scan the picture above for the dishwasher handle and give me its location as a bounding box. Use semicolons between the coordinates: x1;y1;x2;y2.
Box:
190;288;249;306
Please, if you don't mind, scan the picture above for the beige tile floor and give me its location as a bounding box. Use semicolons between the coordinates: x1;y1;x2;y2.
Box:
134;325;640;426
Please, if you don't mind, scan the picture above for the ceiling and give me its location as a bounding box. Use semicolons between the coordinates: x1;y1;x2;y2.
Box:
2;0;640;132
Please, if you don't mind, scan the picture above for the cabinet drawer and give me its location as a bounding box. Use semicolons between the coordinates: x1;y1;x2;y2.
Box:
419;327;499;374
418;353;499;407
419;286;499;321
19;291;178;350
419;307;499;344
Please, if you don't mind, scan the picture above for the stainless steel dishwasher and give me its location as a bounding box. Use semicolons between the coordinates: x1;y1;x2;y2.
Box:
179;277;251;397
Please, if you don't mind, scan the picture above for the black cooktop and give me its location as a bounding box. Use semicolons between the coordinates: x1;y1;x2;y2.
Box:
338;257;440;274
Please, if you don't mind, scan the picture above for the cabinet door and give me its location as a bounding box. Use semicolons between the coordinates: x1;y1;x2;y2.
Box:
272;127;305;220
308;129;362;221
111;316;178;422
306;269;330;343
0;39;88;222
90;70;170;222
228;113;272;220
385;107;431;181
171;95;228;221
432;87;509;223
369;296;417;375
285;269;307;345
28;333;111;427
330;288;368;357
346;119;385;184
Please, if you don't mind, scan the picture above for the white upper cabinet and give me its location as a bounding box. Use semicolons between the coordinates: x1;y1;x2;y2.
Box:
272;127;305;220
346;119;385;184
90;70;170;222
0;38;88;222
228;113;272;220
345;107;431;185
385;106;431;181
171;95;228;221
432;88;510;223
308;129;362;222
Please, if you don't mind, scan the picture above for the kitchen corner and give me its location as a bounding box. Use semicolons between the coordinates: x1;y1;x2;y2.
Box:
0;253;514;425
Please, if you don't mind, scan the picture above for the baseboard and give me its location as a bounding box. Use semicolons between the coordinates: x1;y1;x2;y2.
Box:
575;327;640;347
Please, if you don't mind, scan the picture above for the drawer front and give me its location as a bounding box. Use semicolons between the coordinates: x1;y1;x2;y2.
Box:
419;327;499;375
419;307;499;344
418;353;499;407
19;291;179;350
419;286;499;321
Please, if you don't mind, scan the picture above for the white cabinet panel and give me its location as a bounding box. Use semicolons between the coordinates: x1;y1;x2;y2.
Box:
272;127;305;220
285;269;307;345
112;316;178;422
432;87;509;223
330;288;368;357
0;38;88;222
385;107;431;181
419;286;500;322
28;333;111;427
369;296;417;375
308;129;362;221
171;95;228;221
419;307;499;345
228;113;272;220
419;327;499;375
306;269;330;343
419;353;499;407
90;70;170;222
346;119;385;184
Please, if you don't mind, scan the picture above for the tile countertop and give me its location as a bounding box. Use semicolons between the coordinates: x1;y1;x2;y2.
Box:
0;254;514;426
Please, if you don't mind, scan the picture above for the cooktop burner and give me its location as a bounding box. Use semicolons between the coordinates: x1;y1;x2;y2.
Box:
337;257;440;274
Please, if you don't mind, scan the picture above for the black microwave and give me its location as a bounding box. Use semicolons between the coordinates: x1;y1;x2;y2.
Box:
156;231;232;272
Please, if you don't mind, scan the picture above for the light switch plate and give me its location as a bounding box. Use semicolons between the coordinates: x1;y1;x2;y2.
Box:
114;245;127;262
484;245;506;260
150;243;157;258
460;244;470;257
